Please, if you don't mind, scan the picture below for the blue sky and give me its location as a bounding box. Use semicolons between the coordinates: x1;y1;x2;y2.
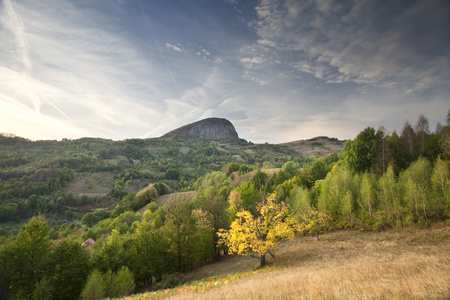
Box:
1;0;449;143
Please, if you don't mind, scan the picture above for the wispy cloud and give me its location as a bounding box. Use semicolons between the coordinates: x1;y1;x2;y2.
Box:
250;0;450;93
0;0;448;143
166;43;184;53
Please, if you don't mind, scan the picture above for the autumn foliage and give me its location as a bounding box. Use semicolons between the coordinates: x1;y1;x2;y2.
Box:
218;192;299;267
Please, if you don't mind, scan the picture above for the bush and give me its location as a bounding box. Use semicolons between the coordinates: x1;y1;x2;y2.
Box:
112;267;135;297
153;183;172;195
81;268;135;299
154;273;184;290
81;270;106;300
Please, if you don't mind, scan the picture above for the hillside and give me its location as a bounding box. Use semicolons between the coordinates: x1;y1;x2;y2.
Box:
124;226;450;299
0;128;343;226
280;136;345;157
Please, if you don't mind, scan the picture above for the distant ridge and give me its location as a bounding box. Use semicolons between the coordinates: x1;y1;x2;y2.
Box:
161;117;240;141
279;136;344;157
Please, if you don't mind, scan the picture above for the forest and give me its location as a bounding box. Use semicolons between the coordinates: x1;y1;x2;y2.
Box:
0;111;449;299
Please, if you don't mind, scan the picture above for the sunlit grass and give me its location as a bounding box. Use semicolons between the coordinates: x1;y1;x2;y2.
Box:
115;225;450;300
112;267;280;299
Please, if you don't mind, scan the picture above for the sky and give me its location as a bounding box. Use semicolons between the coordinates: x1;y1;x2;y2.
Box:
1;0;449;144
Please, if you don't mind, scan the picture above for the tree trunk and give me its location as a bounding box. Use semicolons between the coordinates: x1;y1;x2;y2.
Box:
259;254;266;268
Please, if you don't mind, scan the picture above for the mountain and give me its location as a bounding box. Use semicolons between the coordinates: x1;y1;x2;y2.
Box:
161;117;240;141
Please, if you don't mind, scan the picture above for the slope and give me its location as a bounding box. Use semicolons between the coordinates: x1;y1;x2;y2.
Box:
123;225;450;299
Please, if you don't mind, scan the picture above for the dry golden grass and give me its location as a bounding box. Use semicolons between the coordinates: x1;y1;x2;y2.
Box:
154;226;450;300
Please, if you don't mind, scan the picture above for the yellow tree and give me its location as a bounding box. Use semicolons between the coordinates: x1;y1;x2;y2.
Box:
218;192;297;268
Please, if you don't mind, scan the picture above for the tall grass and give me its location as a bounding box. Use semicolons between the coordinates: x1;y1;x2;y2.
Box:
117;226;450;299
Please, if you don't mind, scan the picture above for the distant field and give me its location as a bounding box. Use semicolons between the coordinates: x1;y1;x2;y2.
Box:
64;172;113;196
280;137;344;157
155;191;197;206
126;225;450;300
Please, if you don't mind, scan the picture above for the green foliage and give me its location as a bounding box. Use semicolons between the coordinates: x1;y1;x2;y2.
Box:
43;237;91;300
165;169;180;180
227;181;259;220
81;270;106;300
154;273;184;290
130;215;173;285
358;172;377;219
92;229;134;273
0;216;50;299
252;169;269;194
164;197;198;271
0;112;448;299
226;163;241;176
153;182;172;196
431;156;449;204
81;209;109;227
109;267;135;297
239;164;253;174
297;206;332;240
33;276;53;300
194;172;230;261
340;127;377;173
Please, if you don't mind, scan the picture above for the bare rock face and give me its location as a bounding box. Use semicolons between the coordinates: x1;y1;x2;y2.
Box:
162;118;239;140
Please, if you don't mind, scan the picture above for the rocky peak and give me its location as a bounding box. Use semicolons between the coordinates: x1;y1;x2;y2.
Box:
161;118;240;140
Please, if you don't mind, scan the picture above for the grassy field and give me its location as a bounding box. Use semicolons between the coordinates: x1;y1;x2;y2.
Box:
120;225;450;300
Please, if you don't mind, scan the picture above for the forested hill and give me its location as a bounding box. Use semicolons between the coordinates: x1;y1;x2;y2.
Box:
0;112;449;299
0;131;335;225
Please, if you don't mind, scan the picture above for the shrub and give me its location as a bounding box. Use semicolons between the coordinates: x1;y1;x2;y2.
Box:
112;267;135;297
81;270;106;300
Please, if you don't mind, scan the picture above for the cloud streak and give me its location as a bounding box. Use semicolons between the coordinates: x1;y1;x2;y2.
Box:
250;0;450;92
0;0;448;143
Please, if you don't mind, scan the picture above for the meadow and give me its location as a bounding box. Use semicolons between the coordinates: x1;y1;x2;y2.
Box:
121;225;450;300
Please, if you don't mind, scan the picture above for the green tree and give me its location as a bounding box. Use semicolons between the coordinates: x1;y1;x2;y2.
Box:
377;165;399;223
399;158;432;222
358;173;377;219
252;169;270;201
227;181;259;219
340;190;355;224
153;182;172;196
226;163;241;176
111;267;135;297
318;165;354;220
400;121;417;162
92;230;133;274
130;207;173;285
375;127;391;175
195;182;230;261
164;196;198;271
80;270;106;300
387;131;410;173
431;156;449;200
441;125;450;160
340;127;377;173
415;114;430;153
44;237;91;300
0;216;50;299
297;206;332;241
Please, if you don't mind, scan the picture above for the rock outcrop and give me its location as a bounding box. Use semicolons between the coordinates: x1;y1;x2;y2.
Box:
161;118;240;141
